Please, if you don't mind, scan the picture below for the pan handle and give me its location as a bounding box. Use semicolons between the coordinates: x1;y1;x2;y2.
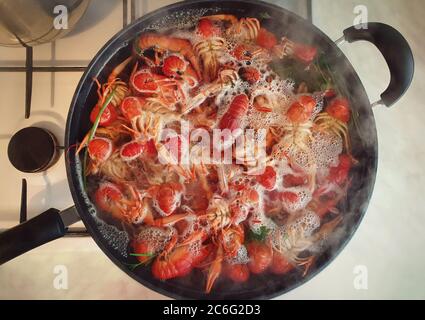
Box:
342;22;414;107
0;207;79;265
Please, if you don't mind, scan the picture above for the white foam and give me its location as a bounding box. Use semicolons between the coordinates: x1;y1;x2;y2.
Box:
286;210;321;237
226;245;250;265
142;8;219;33
310;130;343;179
270;210;320;253
75;156;130;257
136;226;176;254
282;187;312;213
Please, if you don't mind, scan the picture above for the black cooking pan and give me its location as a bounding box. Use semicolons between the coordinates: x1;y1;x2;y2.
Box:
0;0;414;299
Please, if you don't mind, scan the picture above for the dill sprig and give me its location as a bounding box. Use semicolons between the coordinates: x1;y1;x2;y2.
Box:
247;226;270;242
125;252;155;271
81;86;116;187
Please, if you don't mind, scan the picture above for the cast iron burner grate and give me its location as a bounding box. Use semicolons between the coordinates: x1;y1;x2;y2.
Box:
0;0;138;236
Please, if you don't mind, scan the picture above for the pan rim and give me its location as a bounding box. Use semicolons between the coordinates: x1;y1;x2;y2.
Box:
65;0;378;300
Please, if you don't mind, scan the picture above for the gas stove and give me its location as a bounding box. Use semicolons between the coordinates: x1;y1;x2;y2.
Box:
0;0;310;232
0;0;129;233
0;0;423;301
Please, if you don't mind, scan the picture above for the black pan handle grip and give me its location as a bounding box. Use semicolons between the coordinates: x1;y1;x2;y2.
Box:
0;208;66;265
343;22;414;107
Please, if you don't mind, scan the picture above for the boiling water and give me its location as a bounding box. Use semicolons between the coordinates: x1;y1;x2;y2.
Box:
75;156;130;257
77;9;353;294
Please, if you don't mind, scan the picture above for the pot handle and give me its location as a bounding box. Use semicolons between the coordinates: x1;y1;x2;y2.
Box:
0;207;79;265
342;23;414;107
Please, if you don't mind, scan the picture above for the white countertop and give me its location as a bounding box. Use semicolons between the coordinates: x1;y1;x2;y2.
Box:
1;0;424;299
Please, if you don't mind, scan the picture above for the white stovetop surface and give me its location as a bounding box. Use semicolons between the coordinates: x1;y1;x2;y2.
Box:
1;0;424;299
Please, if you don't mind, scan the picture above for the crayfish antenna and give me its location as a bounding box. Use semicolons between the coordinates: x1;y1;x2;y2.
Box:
75;133;90;155
205;245;223;293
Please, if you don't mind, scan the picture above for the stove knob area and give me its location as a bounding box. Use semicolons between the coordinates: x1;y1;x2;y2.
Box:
7;127;60;173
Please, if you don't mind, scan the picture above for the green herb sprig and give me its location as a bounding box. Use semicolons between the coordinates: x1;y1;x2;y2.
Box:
247;226;270;242
125;252;155;271
259;12;272;20
81;86;116;186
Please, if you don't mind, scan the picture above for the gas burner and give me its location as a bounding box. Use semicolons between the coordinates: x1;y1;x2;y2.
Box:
0;0;144;235
7;127;61;173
